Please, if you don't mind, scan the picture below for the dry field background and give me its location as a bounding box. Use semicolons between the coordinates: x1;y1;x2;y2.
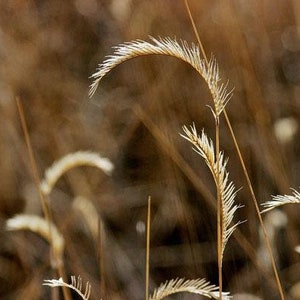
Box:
0;1;300;299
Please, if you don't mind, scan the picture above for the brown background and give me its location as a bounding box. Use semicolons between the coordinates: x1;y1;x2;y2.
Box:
0;1;300;299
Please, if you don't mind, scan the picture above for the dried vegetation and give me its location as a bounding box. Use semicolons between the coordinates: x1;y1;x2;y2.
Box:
1;1;300;299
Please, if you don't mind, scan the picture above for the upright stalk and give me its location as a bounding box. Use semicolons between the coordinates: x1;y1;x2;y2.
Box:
98;219;106;299
183;1;285;299
223;110;285;300
16;98;52;239
146;196;151;300
215;117;223;300
16;98;71;300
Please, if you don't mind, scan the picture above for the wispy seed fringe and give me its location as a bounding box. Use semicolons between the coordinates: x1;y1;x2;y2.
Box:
6;214;64;263
261;188;300;213
150;277;231;300
181;124;241;258
89;37;233;117
44;276;91;300
40;151;114;195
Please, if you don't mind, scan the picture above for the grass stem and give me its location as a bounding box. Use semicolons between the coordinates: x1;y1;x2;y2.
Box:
215;118;223;300
183;1;285;299
16;97;71;300
146;196;151;300
223;110;285;300
98;219;106;299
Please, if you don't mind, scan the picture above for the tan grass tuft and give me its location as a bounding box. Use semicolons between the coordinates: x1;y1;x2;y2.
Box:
181;124;242;258
89;37;233;118
261;188;300;213
44;276;91;300
6;214;64;264
40;151;114;195
150;277;231;300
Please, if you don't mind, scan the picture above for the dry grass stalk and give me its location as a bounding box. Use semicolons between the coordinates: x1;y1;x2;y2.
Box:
181;124;241;259
40;151;114;195
89;36;236;299
258;210;287;269
6;214;65;266
145;196;151;300
261;188;300;213
88;32;287;299
16;98;72;300
150;278;231;300
89;37;233;118
182;5;285;297
44;276;91;300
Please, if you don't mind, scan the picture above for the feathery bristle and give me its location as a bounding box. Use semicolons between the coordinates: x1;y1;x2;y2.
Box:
44;276;91;300
90;37;233;118
6;214;65;263
150;277;231;300
181;124;241;258
40;151;113;195
261;188;300;213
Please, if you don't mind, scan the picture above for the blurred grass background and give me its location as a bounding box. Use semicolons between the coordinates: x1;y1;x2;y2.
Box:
1;0;300;299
